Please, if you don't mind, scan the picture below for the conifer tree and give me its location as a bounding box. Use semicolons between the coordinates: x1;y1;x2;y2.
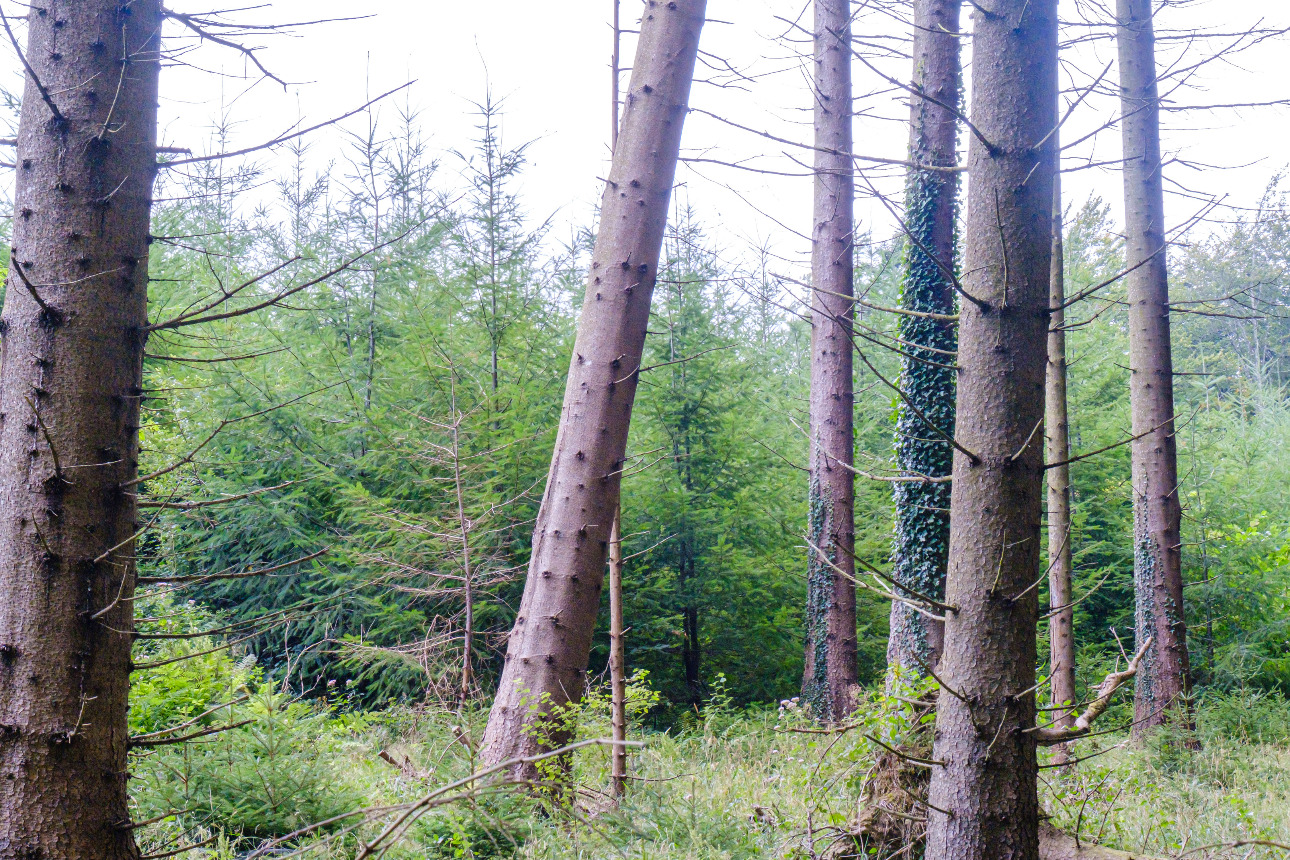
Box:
0;3;161;855
887;0;962;682
803;0;859;724
479;0;708;777
924;1;1059;856
1115;0;1194;739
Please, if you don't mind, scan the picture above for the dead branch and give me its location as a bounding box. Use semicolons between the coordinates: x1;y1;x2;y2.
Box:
124;383;343;488
129;718;254;748
146;224;426;331
136;547;328;585
1033;638;1153;745
128;695;249;743
0;7;66;127
141;835;220;860
161;83;413;167
137;480;297;510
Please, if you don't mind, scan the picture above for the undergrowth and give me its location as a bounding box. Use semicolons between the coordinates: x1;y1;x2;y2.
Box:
130;596;1290;858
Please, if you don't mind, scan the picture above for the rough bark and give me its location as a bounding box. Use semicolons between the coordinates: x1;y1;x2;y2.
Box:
1115;0;1193;741
887;0;961;684
802;0;859;724
0;2;161;857
924;1;1058;859
479;0;706;777
1047;142;1077;739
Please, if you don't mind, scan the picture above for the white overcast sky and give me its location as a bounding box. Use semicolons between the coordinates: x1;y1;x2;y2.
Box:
4;0;1289;271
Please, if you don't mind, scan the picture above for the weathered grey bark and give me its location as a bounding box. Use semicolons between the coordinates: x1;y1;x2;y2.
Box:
608;509;627;799
1047;146;1077;738
0;2;161;857
924;1;1058;858
479;0;706;777
887;0;961;683
802;0;859;724
1115;0;1193;741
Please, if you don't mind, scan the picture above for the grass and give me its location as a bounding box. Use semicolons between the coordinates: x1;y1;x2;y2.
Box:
133;689;1290;859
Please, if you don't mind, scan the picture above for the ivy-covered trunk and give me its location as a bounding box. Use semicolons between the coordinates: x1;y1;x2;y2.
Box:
802;0;859;724
887;0;962;683
924;0;1058;857
479;0;707;778
0;2;161;856
1115;0;1194;741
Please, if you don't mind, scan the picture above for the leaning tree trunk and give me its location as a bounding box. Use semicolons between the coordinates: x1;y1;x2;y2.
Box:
802;0;859;725
924;1;1058;859
0;3;161;858
887;0;962;684
1115;0;1193;742
479;0;706;777
1046;147;1078;739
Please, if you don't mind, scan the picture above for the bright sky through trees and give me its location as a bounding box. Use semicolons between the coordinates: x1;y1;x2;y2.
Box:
3;0;1286;261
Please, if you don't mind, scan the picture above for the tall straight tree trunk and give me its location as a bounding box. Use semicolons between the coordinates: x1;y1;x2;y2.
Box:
924;1;1058;858
887;0;961;683
608;510;628;799
1115;0;1193;741
802;0;859;724
1046;152;1077;737
0;2;161;857
480;0;707;777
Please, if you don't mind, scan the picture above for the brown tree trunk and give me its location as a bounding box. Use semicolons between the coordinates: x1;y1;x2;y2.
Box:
479;0;707;777
0;2;161;857
1115;0;1193;742
886;0;961;683
802;0;858;724
1047;142;1077;740
608;509;627;799
924;2;1058;858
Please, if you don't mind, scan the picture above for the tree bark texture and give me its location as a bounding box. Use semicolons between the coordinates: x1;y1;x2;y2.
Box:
1115;0;1193;741
479;0;706;777
802;0;859;724
924;2;1058;859
0;2;161;858
887;0;961;684
1046;156;1077;736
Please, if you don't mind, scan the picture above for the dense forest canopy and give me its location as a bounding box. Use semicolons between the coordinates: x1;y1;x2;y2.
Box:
0;1;1287;858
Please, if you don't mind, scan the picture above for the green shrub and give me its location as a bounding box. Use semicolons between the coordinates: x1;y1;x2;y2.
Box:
1197;689;1290;746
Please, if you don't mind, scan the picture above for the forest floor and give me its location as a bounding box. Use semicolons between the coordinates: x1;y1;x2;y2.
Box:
133;682;1290;859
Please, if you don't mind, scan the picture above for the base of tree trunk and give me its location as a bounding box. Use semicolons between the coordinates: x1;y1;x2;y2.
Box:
849;750;929;859
1039;824;1162;859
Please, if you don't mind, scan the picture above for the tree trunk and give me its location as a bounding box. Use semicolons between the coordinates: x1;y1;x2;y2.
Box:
1047;152;1078;741
1115;0;1193;742
924;2;1058;859
479;0;707;777
0;2;161;857
608;508;627;799
887;0;961;683
802;0;859;724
